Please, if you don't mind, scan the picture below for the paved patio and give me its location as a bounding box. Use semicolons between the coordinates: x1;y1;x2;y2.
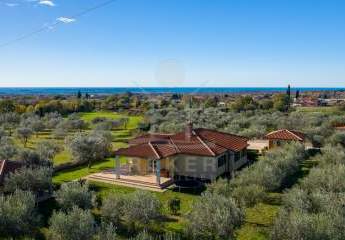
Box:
248;139;269;153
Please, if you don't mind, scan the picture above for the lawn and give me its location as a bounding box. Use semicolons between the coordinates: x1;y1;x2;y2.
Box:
8;111;143;182
88;181;198;234
79;112;143;130
53;156;128;184
236;200;280;240
296;106;341;114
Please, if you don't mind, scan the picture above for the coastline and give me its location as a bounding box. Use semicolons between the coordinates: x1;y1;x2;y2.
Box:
0;87;344;95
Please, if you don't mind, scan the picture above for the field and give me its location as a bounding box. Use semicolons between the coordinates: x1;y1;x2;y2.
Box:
235;155;317;240
296;106;340;113
8;111;143;183
10;110;323;239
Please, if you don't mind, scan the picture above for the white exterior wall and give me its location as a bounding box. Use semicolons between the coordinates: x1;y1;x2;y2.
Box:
216;153;227;176
172;154;217;180
166;148;249;181
233;150;248;170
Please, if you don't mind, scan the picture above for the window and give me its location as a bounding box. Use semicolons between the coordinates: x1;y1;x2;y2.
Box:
218;155;226;167
234;151;241;162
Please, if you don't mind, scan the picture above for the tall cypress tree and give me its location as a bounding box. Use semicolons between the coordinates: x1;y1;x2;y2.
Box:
295;90;300;99
77;90;82;99
286;84;291;98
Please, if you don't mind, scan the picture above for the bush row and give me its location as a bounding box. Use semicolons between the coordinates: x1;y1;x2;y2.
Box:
271;145;345;240
208;142;306;207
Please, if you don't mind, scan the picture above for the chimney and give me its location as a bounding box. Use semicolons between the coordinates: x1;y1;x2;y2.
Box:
185;122;193;142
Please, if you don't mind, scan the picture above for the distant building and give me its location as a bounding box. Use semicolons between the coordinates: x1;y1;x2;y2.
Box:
294;97;319;107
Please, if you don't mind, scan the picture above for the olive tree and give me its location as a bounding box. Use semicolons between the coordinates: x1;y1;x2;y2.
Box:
186;192;244;240
0;127;6;140
0;112;20;136
36;140;62;161
0;190;38;238
53;124;68;139
101;194;125;227
69;131;112;168
131;231;181;240
4;166;53;194
0;137;17;161
16;127;33;147
44;112;63;129
123;190;162;229
48;207;96;240
18;149;53;167
55;181;95;211
23;115;45;137
94;222;118;240
271;148;345;240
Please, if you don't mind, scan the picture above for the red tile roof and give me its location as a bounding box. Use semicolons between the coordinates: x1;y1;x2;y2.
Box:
129;133;173;145
116;127;248;159
265;129;305;141
0;160;22;185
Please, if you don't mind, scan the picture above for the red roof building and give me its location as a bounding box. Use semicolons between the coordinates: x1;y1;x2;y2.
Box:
114;124;249;183
117;125;248;160
265;129;305;148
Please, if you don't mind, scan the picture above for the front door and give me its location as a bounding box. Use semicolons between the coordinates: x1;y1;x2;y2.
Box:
149;160;157;174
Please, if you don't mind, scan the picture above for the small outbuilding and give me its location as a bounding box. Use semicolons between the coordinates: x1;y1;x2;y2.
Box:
265;129;305;149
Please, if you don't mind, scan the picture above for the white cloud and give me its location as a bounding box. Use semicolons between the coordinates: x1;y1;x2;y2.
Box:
5;3;19;7
38;0;55;7
57;17;76;24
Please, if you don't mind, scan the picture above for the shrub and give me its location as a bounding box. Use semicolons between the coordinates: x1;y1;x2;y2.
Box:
0;137;17;160
68;132;112;168
48;207;96;240
123;191;162;228
0;190;38;238
55;181;95;211
186;192;244;240
271;148;345;240
168;197;181;215
19;149;53;167
231;184;266;207
4;166;52;194
94;222;118;240
101;194;125;226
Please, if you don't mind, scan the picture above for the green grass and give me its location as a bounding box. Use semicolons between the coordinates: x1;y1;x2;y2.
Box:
236;200;280;240
79;112;143;130
236;154;317;240
88;181;198;234
51;112;142;180
296;106;341;114
9;111;142;169
53;156;128;184
53;149;72;165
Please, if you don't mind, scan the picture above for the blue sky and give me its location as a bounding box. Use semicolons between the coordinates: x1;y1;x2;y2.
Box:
1;0;345;87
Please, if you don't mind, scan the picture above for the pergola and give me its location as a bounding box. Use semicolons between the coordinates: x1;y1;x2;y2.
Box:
114;155;162;185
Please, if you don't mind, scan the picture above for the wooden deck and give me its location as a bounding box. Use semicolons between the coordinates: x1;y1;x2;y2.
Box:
86;170;173;192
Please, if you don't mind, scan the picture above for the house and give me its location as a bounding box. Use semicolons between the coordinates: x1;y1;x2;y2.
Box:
0;160;22;185
265;129;305;149
293;97;320;107
103;123;249;189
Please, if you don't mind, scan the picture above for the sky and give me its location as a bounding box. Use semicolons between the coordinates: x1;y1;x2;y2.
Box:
1;0;345;87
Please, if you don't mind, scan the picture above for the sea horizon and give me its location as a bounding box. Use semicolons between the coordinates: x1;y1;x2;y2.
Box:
0;87;344;95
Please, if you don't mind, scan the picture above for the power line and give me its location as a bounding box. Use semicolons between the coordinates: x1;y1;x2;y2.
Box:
0;0;118;48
